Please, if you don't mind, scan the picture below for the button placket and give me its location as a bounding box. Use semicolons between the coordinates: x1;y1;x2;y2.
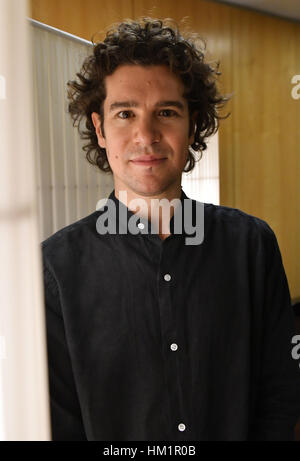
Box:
159;247;189;439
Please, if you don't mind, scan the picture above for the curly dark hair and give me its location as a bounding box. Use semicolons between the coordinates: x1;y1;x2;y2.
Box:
67;17;230;174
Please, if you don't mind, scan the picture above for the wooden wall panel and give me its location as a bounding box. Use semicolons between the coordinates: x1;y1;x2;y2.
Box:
30;0;134;41
231;8;300;298
30;0;300;299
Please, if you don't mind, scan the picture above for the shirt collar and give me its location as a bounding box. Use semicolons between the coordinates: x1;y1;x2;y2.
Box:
106;187;191;238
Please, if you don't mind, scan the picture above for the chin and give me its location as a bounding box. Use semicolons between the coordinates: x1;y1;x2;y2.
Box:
134;182;175;197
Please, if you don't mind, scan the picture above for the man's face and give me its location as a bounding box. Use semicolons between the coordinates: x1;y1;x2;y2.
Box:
92;64;194;199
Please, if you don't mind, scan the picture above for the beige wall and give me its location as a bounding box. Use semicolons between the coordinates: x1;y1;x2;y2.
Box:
30;0;300;300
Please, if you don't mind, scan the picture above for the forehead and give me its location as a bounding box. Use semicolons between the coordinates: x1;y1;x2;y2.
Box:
104;64;186;101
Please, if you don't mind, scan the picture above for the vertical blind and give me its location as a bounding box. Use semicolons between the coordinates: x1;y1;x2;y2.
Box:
182;132;219;204
30;19;114;242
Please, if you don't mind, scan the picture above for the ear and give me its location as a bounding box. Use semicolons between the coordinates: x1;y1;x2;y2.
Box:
188;112;198;146
91;112;106;149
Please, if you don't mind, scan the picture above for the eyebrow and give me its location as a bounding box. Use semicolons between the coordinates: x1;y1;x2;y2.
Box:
109;100;185;112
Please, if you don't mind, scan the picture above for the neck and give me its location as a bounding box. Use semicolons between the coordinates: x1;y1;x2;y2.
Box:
115;185;182;238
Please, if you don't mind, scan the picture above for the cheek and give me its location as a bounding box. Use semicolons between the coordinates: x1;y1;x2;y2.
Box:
170;133;190;165
170;131;190;152
105;138;127;166
167;122;189;142
105;128;129;152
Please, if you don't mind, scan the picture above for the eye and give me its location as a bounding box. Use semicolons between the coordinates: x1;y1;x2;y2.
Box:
159;109;178;117
117;110;133;119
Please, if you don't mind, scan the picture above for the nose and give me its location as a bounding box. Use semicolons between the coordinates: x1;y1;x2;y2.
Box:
133;115;161;146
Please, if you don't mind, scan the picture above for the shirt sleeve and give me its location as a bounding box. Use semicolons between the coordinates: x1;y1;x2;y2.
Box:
43;261;87;441
248;226;300;440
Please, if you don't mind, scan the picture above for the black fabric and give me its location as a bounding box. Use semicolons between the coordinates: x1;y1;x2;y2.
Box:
41;188;300;441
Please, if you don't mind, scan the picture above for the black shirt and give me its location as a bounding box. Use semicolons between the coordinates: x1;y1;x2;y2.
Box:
41;188;300;441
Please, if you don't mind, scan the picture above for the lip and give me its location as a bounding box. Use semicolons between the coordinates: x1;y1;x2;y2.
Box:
131;156;167;165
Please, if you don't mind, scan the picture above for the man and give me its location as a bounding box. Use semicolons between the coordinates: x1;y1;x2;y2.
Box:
42;18;300;441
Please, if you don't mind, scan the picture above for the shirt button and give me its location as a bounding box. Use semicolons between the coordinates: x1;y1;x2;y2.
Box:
137;222;144;230
170;343;178;351
178;423;186;432
164;273;171;281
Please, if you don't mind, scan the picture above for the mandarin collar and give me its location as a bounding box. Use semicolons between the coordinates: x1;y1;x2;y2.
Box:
106;188;190;237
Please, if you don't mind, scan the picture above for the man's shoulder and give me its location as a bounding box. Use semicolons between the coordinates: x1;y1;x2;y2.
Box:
203;201;276;242
41;210;100;257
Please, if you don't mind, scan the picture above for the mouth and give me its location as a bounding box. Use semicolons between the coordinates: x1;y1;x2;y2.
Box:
130;158;167;166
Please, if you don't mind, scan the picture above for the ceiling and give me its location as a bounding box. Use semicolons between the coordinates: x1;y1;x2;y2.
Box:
214;0;300;21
